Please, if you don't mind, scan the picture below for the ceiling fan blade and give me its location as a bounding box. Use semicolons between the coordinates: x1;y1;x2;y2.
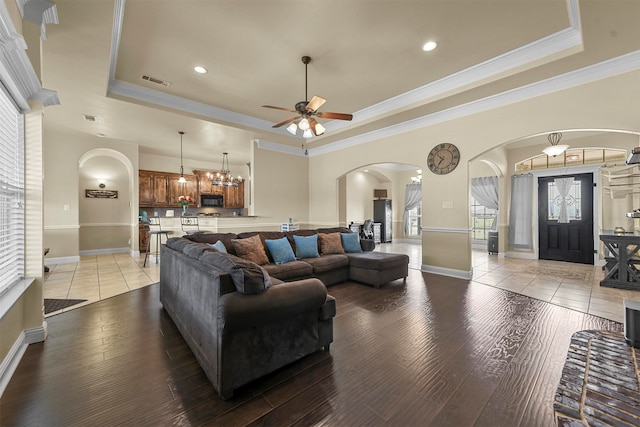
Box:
262;105;297;113
306;96;326;112
316;111;353;121
309;117;325;136
272;116;299;128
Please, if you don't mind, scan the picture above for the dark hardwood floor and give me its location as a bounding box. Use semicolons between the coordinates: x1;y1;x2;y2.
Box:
1;268;622;426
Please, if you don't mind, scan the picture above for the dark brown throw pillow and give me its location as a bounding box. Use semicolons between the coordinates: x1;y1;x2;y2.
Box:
199;252;272;294
231;234;269;265
318;232;345;255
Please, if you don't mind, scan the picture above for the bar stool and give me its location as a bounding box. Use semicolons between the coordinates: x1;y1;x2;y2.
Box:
181;215;202;235
143;216;170;267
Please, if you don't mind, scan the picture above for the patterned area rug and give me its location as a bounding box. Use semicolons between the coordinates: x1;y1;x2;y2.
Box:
44;298;87;314
524;267;591;281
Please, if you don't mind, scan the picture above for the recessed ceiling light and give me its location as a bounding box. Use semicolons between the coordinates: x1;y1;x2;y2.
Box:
96;133;105;138
363;169;369;173
422;41;438;52
194;66;207;74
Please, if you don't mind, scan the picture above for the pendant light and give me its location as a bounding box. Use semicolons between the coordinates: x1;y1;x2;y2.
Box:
542;132;569;157
178;131;186;184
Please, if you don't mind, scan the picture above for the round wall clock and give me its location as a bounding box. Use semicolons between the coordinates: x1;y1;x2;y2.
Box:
427;143;460;175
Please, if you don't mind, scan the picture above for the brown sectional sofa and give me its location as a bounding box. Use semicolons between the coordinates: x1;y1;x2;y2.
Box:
158;227;409;399
182;227;409;288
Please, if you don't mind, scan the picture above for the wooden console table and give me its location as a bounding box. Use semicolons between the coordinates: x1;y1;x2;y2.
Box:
599;231;640;290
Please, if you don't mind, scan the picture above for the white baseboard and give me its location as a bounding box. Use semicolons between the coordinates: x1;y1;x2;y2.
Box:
0;322;47;398
422;264;473;280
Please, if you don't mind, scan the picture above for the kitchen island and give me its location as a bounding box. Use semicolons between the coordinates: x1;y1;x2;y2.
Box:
155;215;268;235
599;230;640;290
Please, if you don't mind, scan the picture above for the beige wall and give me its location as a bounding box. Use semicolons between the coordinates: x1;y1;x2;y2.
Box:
310;70;640;276
252;144;310;228
79;156;131;251
345;171;382;224
44;129;139;258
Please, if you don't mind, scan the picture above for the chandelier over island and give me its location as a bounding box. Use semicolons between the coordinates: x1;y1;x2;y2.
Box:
207;152;243;187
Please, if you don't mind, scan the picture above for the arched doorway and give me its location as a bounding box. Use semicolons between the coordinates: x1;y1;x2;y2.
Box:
78;148;137;254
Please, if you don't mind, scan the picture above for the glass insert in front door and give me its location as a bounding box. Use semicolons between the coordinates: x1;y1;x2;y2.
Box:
547;180;581;221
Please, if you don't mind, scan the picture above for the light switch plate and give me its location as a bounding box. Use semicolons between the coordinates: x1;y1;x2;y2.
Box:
442;201;453;209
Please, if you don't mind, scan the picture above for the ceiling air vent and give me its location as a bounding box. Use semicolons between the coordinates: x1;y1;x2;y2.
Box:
141;74;172;87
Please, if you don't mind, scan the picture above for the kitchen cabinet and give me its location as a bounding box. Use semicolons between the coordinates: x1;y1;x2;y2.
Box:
140;169;243;209
138;170;169;207
139;170;196;207
139;223;150;252
153;174;170;206
193;170;224;196
139;170;155;206
168;173;198;207
223;182;244;208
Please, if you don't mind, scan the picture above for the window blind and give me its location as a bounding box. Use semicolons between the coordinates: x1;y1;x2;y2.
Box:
0;84;24;293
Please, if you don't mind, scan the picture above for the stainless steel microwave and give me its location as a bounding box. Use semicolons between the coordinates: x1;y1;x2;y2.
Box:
201;194;223;207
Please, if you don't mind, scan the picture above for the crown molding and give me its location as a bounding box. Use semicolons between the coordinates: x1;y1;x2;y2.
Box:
254;139;307;157
310;50;640;157
0;0;59;110
328;13;583;133
108;0;585;142
108;79;274;131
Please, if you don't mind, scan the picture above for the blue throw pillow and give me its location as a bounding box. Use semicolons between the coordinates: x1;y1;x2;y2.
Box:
265;237;296;265
341;232;362;253
209;240;227;253
293;234;320;259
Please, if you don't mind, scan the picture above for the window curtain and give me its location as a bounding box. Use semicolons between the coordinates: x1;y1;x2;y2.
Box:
403;183;422;235
508;173;533;249
471;176;499;230
554;177;574;223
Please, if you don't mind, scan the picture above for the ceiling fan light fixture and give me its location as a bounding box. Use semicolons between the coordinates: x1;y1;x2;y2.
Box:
298;118;310;131
262;56;353;139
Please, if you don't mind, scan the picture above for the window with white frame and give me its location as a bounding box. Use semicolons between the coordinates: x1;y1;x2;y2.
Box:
0;85;24;293
471;196;496;241
407;205;421;237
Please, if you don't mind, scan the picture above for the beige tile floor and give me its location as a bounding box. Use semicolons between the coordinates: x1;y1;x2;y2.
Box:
44;252;160;316
44;241;634;323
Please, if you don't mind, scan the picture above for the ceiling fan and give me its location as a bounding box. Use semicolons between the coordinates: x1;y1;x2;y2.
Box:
262;56;353;138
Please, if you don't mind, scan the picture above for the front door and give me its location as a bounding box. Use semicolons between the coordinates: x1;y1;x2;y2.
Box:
538;173;594;264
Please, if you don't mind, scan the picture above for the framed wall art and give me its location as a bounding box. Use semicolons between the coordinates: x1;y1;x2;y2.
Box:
85;189;118;199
